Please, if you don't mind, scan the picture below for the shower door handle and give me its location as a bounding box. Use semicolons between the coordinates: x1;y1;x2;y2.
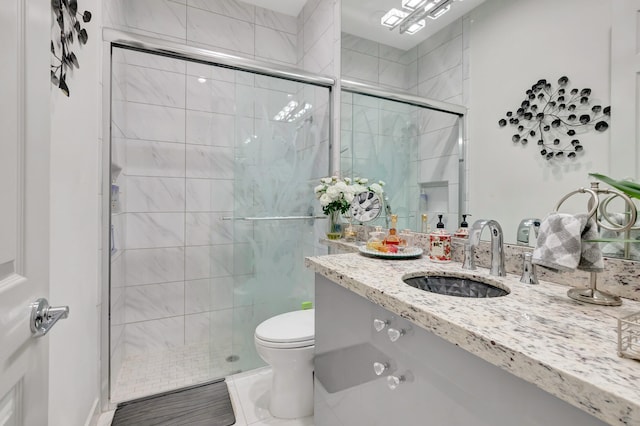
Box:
30;298;69;337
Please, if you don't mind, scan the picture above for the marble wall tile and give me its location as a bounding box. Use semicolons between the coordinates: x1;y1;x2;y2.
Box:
379;59;408;90
125;281;185;322
255;26;297;65
253;75;300;95
185;145;234;179
185;179;234;212
186;110;235;147
186;6;255;56
185;277;234;314
303;0;333;54
123;316;185;356
126;212;185;249
380;44;418;66
184;312;209;344
104;0;187;41
125;247;185;286
124;140;186;177
112;65;186;108
185;245;212;281
209;308;233;343
418;109;459;134
187;0;255;23
303;24;334;74
418;65;463;101
112;48;186;74
186;76;236;115
341;50;378;84
418;36;463;83
419;126;460;160
185;61;235;83
185;244;254;280
186;212;233;246
125;176;185;212
418;154;459;184
112;102;186;143
341;33;378;56
255;7;297;34
417;18;463;57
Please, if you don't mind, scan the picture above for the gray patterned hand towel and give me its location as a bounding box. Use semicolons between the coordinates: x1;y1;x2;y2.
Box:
532;213;604;273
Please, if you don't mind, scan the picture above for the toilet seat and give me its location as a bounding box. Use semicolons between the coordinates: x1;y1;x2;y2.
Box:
255;309;314;349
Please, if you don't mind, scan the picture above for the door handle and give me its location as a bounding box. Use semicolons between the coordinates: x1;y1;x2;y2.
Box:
30;298;69;337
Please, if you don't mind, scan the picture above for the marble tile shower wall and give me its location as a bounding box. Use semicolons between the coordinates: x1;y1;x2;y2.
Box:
105;0;337;359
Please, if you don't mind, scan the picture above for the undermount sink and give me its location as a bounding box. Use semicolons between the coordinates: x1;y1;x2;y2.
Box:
403;275;509;298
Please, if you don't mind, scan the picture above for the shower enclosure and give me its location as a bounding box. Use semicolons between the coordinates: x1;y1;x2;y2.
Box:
106;36;332;403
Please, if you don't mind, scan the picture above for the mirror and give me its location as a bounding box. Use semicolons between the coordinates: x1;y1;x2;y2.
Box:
341;0;636;255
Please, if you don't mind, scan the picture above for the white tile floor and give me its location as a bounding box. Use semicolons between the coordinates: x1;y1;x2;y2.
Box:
111;341;236;402
98;367;314;426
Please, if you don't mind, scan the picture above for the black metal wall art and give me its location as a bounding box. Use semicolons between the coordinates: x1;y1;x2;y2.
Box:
51;0;92;96
498;76;610;160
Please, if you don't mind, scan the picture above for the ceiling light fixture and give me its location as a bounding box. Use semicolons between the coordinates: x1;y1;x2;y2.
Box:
381;8;408;28
383;0;454;35
401;0;426;11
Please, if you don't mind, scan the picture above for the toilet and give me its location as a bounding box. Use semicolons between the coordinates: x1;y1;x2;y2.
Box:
254;309;315;419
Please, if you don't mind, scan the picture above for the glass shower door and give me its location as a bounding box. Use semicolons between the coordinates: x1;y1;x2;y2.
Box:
231;72;330;373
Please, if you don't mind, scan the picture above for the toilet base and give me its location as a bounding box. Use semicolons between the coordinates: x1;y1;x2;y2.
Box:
268;360;314;419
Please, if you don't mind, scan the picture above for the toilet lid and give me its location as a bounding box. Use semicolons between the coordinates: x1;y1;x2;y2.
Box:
255;309;315;344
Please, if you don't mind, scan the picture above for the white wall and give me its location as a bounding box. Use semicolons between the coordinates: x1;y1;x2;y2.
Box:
48;0;102;424
467;0;612;241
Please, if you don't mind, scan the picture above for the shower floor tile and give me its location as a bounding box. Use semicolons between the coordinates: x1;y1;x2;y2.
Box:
111;341;235;403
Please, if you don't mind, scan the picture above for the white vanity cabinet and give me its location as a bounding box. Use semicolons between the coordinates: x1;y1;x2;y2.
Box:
314;274;607;426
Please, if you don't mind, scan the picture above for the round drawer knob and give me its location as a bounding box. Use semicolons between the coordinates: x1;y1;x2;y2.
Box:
387;375;405;390
373;318;389;332
373;362;389;376
387;327;405;342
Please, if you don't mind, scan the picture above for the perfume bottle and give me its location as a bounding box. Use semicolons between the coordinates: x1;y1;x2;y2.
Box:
384;214;401;246
429;214;451;262
366;226;386;250
454;214;470;238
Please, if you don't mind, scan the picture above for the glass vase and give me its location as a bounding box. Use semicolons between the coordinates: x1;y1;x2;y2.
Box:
326;210;342;240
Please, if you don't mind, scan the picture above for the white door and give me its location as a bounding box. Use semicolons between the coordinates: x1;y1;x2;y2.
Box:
0;1;53;425
611;0;640;178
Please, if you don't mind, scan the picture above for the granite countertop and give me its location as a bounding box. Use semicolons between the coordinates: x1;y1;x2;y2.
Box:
305;251;640;425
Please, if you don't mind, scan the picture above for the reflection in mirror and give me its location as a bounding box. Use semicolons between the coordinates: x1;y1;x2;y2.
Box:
341;0;640;263
341;89;463;232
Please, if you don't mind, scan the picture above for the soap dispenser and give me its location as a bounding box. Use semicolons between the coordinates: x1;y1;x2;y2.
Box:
429;214;452;262
454;214;470;238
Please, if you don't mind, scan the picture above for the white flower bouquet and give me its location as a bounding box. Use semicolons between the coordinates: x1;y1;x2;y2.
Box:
314;176;385;216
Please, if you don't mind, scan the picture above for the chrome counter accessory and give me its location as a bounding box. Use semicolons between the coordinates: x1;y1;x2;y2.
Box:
519;252;538;285
516;218;541;246
30;298;70;337
618;311;640;360
462;219;506;277
554;182;638;306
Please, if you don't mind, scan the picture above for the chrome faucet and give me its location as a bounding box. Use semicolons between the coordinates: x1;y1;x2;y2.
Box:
462;219;506;277
516;218;541;246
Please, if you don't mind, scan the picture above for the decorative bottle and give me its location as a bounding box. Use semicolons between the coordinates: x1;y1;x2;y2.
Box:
384;214;401;246
429;214;451;262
